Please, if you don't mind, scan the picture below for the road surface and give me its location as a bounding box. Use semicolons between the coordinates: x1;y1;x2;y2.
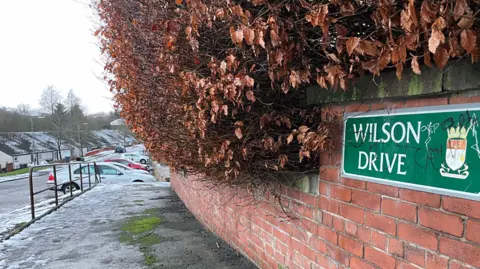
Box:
0;175;53;215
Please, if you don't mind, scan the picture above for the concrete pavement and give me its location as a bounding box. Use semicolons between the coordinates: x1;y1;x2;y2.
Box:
0;183;257;269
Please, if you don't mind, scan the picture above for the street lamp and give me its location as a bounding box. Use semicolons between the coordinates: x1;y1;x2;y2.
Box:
77;123;88;157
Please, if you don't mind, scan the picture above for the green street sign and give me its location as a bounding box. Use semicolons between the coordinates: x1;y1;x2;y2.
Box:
342;103;480;200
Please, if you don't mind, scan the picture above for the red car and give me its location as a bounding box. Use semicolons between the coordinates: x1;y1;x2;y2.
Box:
104;158;149;171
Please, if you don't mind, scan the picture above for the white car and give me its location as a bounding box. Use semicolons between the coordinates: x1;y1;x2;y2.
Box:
121;153;150;164
47;162;157;194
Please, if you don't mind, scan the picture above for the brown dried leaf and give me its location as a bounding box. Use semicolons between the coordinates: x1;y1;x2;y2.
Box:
411;56;421;75
356;40;378;56
400;10;413;32
270;30;281;47
297;133;305;144
215;8;225;19
234;29;244;44
219;61;227;74
461;29;477;54
185;26;192;37
339;78;347;90
399;42;407;63
428;28;445;53
327;53;341;63
289;70;300;88
246;90;256;102
427;17;446;54
222;105;228;116
316;76;327;89
405;33;419;51
275;50;284;66
391;49;399;64
231;5;245;18
453;0;467;21
263;137;274;150
268;70;274;82
408;0;418;25
242;147;247;159
472;47;480;63
278;154;288;168
457;4;474;29
251;0;265;6
346;37;360;56
335;24;348;36
434;46;449;69
396;62;404;80
362;60;379;75
235;128;243;139
432;17;446;30
243;27;255;45
378;50;391;70
244;75;255;87
283;117;292;129
420;1;437;23
299;125;309;133
424;51;432;67
256;29;265;48
286;133;294;144
448;37;462;57
229;26;236;42
336;38;346;54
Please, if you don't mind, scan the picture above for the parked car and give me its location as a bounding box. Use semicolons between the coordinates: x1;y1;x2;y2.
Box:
47;162;157;194
104;158;149;171
114;146;125;153
121;153;150;164
108;162;150;175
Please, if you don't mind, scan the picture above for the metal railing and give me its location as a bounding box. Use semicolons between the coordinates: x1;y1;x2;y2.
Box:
28;161;101;219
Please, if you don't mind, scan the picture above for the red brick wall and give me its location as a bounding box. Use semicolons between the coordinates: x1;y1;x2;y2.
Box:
171;96;480;269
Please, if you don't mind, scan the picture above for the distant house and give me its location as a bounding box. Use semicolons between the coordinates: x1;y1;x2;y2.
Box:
0;130;136;169
0;150;12;169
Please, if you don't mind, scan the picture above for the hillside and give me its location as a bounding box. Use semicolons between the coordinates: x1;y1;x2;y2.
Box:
0;130;136;155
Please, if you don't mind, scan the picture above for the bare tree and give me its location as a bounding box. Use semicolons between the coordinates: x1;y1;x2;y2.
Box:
39;86;70;159
65;89;81;111
39;85;62;116
51;103;68;159
65;89;86;126
16;104;32;116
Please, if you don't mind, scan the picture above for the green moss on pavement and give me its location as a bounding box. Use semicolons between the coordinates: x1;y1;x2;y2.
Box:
119;209;163;267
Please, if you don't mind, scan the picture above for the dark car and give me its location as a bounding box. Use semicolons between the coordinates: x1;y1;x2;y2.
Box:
114;146;125;153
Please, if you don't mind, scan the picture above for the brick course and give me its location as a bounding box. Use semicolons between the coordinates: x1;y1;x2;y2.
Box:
171;99;480;269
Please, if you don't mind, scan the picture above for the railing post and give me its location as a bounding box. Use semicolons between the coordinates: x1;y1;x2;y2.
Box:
68;164;73;197
53;165;58;206
29;167;35;219
94;162;100;183
88;162;91;188
79;163;84;192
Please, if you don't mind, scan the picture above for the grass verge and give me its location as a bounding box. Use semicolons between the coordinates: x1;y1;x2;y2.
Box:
0;167;45;177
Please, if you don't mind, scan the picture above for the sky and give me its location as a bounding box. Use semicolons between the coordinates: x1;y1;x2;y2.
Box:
0;0;113;114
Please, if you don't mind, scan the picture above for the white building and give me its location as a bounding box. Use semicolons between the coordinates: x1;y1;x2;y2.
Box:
0;130;136;170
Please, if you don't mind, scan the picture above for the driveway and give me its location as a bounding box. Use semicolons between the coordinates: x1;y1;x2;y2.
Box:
0;183;257;269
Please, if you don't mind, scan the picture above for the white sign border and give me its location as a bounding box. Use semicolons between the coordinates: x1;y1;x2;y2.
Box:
341;102;480;201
